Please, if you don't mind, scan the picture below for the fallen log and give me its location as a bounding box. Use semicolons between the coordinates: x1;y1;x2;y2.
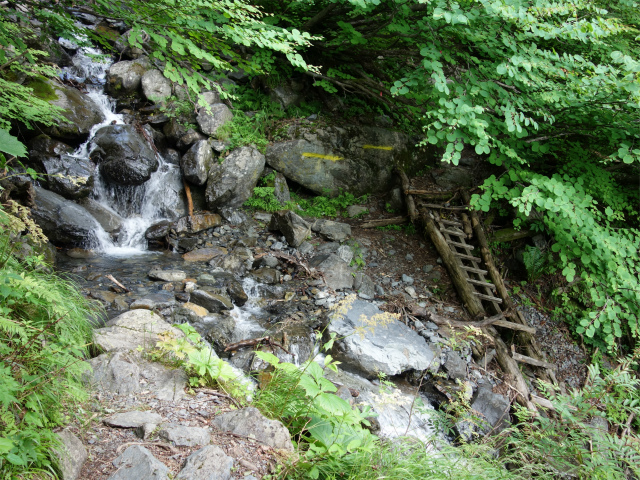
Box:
405;190;454;200
361;216;408;228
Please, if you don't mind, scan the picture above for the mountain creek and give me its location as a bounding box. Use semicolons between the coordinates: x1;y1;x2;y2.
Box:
10;28;589;480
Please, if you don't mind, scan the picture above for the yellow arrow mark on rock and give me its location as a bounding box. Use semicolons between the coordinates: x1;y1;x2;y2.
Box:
362;145;393;150
301;152;343;161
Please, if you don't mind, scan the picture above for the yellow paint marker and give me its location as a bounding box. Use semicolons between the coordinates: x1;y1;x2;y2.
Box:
362;145;393;150
301;152;343;161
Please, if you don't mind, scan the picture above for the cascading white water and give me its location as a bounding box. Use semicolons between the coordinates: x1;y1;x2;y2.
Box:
61;43;181;255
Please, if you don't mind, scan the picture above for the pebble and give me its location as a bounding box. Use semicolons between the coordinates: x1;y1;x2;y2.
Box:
423;264;434;273
375;285;385;295
402;274;414;285
283;274;292;282
391;281;400;288
388;250;396;255
271;242;284;251
405;286;417;298
405;254;414;261
381;277;391;285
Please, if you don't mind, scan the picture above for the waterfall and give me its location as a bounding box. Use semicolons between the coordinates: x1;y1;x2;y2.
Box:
61;43;181;255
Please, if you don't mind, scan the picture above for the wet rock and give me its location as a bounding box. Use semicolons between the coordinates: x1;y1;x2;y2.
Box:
311;219;351;242
273;172;290;204
265;125;411;196
109;445;169;480
67;248;97;259
309;254;353;290
181;140;214;186
182;246;227;262
42;81;106;141
159;424;210;447
31;187;100;247
190;289;233;313
164;148;181;165
104;411;164;429
327;299;439;378
78;197;123;233
28;135;94;199
148;269;187;282
173;213;223;234
268;210;311;247
197;103;233;137
163;115;197;147
105;57;150;97
346;205;368;218
130;290;176;310
175;446;233;480
141;69;172;103
250;267;281;285
177;237;199;252
90;290;117;304
91;125;158;186
202;314;235;353
205;146;265;210
53;428;87;480
227;280;248;306
182;303;209;318
444;351;467;381
212;407;293;451
470;386;510;434
113;29;148;60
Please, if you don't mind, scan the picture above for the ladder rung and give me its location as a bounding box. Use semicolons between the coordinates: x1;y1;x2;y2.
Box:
441;228;466;236
473;292;502;303
461;265;488;275
440;219;463;227
466;278;497;290
453;252;482;262
446;240;474;250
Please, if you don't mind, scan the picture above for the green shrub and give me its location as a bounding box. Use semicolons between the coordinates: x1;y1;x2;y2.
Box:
0;211;95;478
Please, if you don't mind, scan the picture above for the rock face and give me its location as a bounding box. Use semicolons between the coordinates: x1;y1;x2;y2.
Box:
53;429;87;480
181;140;214;186
205;146;265;210
106;58;150;97
175;446;233;480
197;103;233;137
471;386;510;434
91;125;159;186
268;210;311;247
28;135;94;199
31;186;100;247
265;125;411;196
327;299;439;378
141;69;172;103
109;445;169;480
78;197;123;233
43;81;106;141
309;254;354;290
212;407;294;451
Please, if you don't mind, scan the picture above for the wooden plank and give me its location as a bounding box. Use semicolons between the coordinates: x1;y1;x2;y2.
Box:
440;219;463;227
466;278;497;290
420;203;469;211
446;240;475;250
473;292;503;303
441;228;466;236
461;265;489;275
512;351;556;370
452;252;482;262
493;319;536;334
361;216;407;228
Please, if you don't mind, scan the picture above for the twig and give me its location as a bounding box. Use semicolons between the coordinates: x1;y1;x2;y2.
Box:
106;274;130;293
196;388;242;409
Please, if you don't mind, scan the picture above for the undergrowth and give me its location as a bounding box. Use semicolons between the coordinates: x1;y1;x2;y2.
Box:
0;210;96;478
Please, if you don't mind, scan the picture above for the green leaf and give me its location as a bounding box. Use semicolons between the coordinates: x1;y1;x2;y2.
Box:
0;129;27;158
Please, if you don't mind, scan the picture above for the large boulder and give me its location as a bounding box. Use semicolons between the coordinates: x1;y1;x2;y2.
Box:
109;445;169;480
91;125;158;186
175;446;233;480
212;407;294;451
181;140;214;186
268;210;311;247
327;299;439;378
31;186;100;247
41;80;106;142
105;57;150;97
78;197;123;233
265;125;412;196
205;146;265;210
311;219;351;242
141;69;172;103
197;103;233;137
28;135;94;199
173;213;222;234
309;254;354;290
53;429;87;480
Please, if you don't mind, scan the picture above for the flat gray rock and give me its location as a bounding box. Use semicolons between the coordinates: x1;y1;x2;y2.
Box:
311;219;351;242
130;291;177;310
309;254;353;290
148;269;187;282
109;445;169;480
53;429;87;480
327;299;439;377
88;351;141;395
104;411;164;428
159;424;211;447
212;407;293;451
444;351;467;381
175;445;233;480
94;310;183;352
